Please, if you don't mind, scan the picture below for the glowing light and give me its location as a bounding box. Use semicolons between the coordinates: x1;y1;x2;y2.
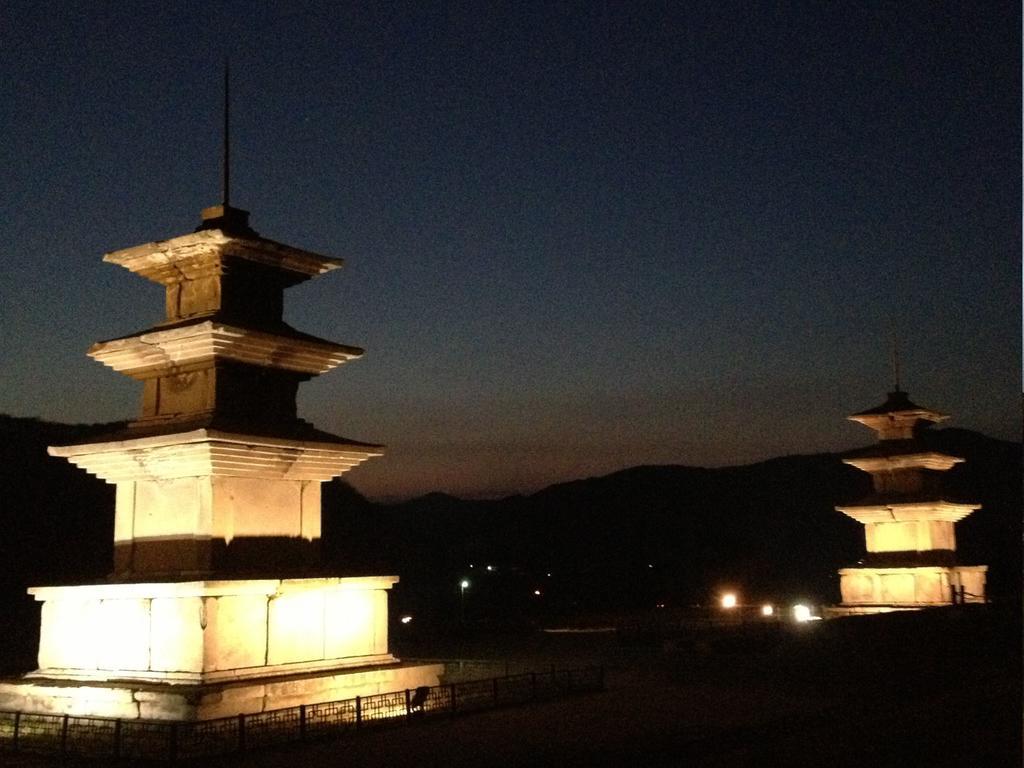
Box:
721;593;738;609
761;604;774;617
400;615;413;624
793;604;812;622
486;565;495;572
460;579;470;589
533;589;542;596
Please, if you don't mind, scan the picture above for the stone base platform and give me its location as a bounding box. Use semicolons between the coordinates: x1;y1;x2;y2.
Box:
0;575;445;720
25;576;400;684
838;564;987;609
0;661;444;721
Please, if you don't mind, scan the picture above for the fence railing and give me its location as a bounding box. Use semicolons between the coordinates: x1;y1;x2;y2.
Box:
0;665;603;762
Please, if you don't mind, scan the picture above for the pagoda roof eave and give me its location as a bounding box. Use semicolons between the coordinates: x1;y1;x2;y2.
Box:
835;500;980;524
104;229;344;282
848;411;949;426
89;319;364;378
47;426;383;483
841;440;962;461
849;390;947;421
49;419;383;456
842;452;964;472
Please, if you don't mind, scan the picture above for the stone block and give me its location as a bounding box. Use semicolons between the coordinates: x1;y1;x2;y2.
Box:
95;598;151;672
268;590;325;665
204;593;268;671
151;597;204;673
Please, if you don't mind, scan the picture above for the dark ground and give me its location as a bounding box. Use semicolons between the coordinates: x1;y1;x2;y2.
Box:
5;603;1020;767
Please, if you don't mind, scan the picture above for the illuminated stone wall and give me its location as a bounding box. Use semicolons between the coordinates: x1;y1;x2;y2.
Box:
839;566;987;606
31;577;395;682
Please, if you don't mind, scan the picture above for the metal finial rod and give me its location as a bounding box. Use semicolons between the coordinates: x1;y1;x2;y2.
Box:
891;324;902;393
223;58;231;208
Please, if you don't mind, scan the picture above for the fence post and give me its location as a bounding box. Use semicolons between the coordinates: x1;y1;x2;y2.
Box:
12;712;20;752
113;718;122;759
404;689;412;723
169;722;178;763
237;713;246;754
60;713;69;756
449;684;457;717
299;704;307;741
355;696;362;729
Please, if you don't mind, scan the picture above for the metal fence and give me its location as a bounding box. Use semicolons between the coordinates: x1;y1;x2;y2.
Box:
0;665;603;762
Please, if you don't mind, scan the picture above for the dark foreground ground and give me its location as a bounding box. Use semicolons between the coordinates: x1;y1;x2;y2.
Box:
5;604;1020;767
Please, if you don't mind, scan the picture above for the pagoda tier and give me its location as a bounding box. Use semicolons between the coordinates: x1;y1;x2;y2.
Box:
50;426;380;577
833;389;986;611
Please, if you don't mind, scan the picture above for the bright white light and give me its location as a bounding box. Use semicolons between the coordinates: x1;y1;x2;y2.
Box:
486;565;495;572
721;593;738;609
533;590;541;596
793;604;812;622
400;615;413;624
761;604;774;617
460;579;470;589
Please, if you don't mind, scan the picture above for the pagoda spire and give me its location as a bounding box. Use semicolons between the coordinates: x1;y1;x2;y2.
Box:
222;57;231;209
197;57;256;236
890;325;902;393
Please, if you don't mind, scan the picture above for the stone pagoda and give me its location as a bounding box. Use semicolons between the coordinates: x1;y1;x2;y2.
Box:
0;201;441;720
834;389;987;613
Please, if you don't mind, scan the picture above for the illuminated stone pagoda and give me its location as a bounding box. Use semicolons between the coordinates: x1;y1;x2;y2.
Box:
834;389;986;613
0;201;441;720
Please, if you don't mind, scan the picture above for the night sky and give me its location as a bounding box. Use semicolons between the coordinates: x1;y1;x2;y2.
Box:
1;2;1019;500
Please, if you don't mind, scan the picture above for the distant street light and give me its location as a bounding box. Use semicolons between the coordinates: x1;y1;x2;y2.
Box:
793;604;812;622
721;592;738;609
459;579;470;623
761;604;774;617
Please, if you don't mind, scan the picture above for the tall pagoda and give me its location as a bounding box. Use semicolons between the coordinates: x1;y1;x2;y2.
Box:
834;389;987;613
0;201;442;719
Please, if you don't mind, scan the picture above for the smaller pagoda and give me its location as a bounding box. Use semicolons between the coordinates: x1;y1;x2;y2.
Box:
834;389;986;613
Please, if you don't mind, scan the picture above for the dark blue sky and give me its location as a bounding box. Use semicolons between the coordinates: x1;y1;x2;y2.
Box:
1;2;1019;499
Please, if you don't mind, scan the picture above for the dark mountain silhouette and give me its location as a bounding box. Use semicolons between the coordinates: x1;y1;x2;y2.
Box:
0;415;1019;667
323;427;1021;624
